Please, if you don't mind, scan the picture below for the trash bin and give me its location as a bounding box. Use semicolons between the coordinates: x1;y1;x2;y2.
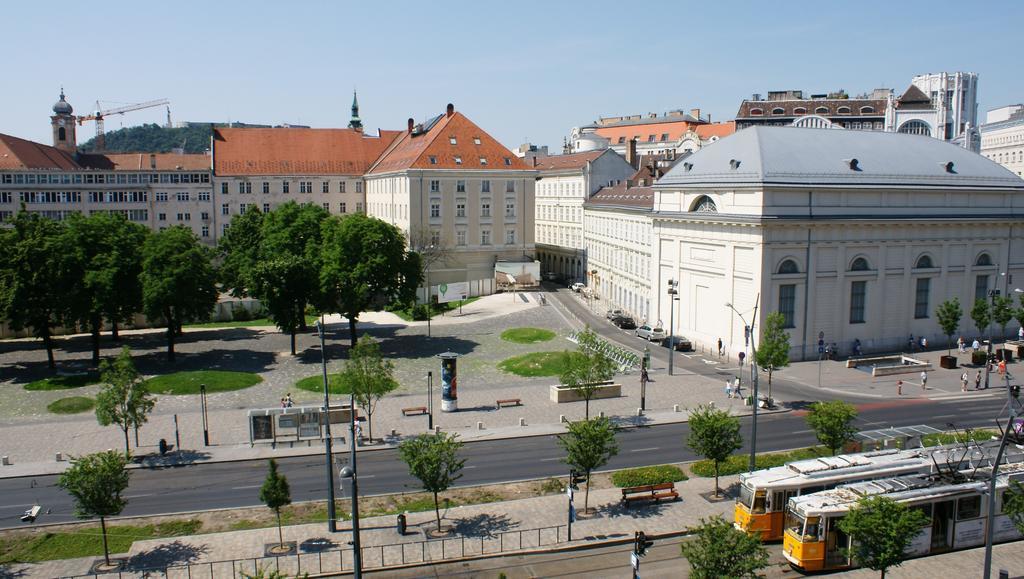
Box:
158;438;168;456
397;513;407;535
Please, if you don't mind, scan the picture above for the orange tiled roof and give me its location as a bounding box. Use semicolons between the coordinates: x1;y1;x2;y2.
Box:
530;150;605;171
695;121;736;139
97;152;211;171
213;128;402;176
594;120;698;145
369;108;530;174
0;133;80;170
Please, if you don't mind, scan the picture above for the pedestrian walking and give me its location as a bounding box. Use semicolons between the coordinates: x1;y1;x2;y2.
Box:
920;336;928;350
958;336;965;353
975;370;982;390
961;371;969;392
640;367;649;386
920;371;928;391
972;338;981;351
897;380;903;396
725;378;734;398
280;397;287;408
1019;325;1024;341
908;334;916;352
999;359;1007;375
285;392;294;408
733;375;742;398
717;338;723;357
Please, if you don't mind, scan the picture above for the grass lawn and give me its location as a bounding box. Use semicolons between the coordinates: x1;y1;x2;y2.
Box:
145;370;262;395
690;447;830;478
501;327;556;344
295;373;350;395
0;520;200;564
185;315;317;329
24;373;100;391
388;297;482;322
923;429;999;446
497;351;583;377
47;396;95;414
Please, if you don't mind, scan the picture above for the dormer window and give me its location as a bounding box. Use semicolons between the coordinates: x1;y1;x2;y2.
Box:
793;107;807;115
618;137;626;144
860;106;875;114
750;108;763;116
504;157;512;166
771;107;786;115
479;157;488;165
837;106;851;114
428;156;437;165
815;106;829;114
454;156;463;165
473;137;481;145
647;134;656;142
449;136;457;145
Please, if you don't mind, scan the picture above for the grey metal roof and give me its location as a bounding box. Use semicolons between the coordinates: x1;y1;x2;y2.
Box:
656;126;1024;190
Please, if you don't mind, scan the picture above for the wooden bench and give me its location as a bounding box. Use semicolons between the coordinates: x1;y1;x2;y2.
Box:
620;482;679;506
496;398;522;409
401;406;428;416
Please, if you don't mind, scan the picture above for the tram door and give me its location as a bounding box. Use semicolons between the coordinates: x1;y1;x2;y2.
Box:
931;500;955;551
825;516;850;566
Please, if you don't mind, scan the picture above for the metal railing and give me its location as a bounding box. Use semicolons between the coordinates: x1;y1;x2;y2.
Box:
61;524;567;578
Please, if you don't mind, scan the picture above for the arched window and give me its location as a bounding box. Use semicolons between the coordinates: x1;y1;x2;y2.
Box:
691;195;718;213
860;106;875;114
815;106;829;115
771;107;786;116
898;120;931;136
975;253;993;266
850;257;870;271
777;259;799;274
915;255;934;269
837;106;851;114
750;108;763;116
57;127;66;141
793;107;807;115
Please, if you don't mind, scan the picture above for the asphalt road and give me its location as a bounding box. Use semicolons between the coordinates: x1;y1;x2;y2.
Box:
0;394;1009;529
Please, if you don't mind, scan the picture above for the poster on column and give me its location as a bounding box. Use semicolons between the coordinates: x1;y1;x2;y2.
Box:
441;356;458;412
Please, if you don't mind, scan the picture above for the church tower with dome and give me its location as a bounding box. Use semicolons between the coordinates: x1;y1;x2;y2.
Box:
50;88;77;152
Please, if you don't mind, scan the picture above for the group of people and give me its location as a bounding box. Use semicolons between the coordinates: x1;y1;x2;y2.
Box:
956;336;984;353
280;393;294;408
907;334;928;351
725;376;743;399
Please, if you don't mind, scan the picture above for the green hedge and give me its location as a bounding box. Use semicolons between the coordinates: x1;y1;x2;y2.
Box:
611;465;688;488
690;447;829;477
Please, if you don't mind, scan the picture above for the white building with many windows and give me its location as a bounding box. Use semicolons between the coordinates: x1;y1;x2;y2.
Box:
651;126;1024;361
981;104;1024;179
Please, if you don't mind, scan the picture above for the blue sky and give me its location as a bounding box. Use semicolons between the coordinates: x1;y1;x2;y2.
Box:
7;0;1023;151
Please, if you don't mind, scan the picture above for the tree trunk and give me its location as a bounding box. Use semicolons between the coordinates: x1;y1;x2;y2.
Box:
880;569;886;579
100;516;110;565
165;310;176;363
299;314;309;331
276;509;284;547
584;471;591;512
123;427;130;454
91;314;102;367
366;411;373;443
42;330;55;369
714;460;720;498
290;329;296;356
433;492;442;531
348;316;358;348
584;397;590;420
111;320;119;341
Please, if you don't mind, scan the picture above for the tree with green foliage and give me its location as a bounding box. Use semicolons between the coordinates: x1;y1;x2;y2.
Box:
57;450;130;566
806;400;859;456
251;256;310;356
687;404;742;497
321;213;421;347
217;207;265;297
398;433;465;532
934;298;962;356
0;211;71;368
680;516;769;579
258;459;292;550
992;295;1014;341
337;336;399;442
971;298;992;339
838;495;929;578
754;311;790;402
258;202;330;329
1003;481;1024;534
141;226;217;362
559;327;618;419
80;123;214;154
557;416;618;512
96;347;155;453
63;212;148;365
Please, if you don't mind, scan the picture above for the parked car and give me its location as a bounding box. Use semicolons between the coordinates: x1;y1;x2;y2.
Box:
570;282;586;292
664;335;693;351
613;316;637;330
605;309;624;320
635;324;667;341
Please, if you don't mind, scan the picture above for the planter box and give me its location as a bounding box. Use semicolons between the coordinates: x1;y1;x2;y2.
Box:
939;355;958;369
972;350;989;366
549;382;621;403
998;348;1014;363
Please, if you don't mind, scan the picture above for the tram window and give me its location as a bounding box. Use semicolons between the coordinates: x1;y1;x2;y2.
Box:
785;511;804;536
957;496;981;520
739;484;754;508
804;516;821;540
773;491;786;512
911;504;933;522
752;491;767;514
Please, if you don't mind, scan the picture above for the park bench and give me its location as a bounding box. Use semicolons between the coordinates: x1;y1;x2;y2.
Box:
620;483;679;506
496;398;522;409
401;406;428;416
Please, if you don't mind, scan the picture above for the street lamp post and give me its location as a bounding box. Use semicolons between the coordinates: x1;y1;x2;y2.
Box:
315;320;338;534
667;279;679;375
338;374;364;577
426;371;434;431
985;289;1001;390
726;294;760;473
199;383;209;446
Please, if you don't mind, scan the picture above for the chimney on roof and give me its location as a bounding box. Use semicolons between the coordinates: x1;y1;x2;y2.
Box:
408;118;415;134
149;154;157;169
690;108;701;121
446;103;454;118
626;138;637;168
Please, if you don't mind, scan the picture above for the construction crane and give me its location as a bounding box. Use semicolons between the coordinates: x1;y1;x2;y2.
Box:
76;98;170;150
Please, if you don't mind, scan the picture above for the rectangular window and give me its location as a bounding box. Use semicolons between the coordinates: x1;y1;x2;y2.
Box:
850;281;867;324
198;191;210;201
201;225;209;238
177;192;190;202
222;223;230;235
449;136;457;145
355;182;362;193
914;278;931;319
322;181;330;193
201;211;210;221
481;201;491;218
479;157;487;165
340;202;347;213
779;284;796;328
456;230;466;246
430;180;440;193
339;181;346;193
481;180;491;193
505;201;515;218
238;182;245;194
221;203;230;215
481;229;491;245
506;180;515;193
158;213;166;221
428;156;437;165
263;203;270;213
356;202;363;213
430;230;441;246
282;181;290;193
322;202;330;212
238;204;248;214
456;201;466;218
957;496;981;520
430;201;441;218
457;180;465;192
156;191;168;202
263;181;270;194
221;182;228;194
975;275;989;303
505;229;515;244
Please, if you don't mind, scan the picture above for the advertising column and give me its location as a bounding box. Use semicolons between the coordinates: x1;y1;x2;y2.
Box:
438;352;460;412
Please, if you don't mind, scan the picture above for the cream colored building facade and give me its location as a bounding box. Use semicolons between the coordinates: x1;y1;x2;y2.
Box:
583;186;654;322
651;126;1024;361
980;105;1024;179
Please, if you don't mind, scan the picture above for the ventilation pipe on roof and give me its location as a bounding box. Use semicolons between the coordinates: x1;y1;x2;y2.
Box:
943;161;956;173
446;103;454;118
408;118;415;133
729;159;741;170
626;138;638;168
844;158;861;171
683;162;693;171
690;108;701;121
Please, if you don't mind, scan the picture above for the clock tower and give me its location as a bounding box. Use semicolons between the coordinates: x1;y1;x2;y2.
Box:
51;88;77;152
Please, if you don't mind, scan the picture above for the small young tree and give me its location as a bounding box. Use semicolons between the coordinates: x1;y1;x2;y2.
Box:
806;400;859;456
687;404;743;497
934;298;962;356
557;416;619;512
992;295;1014;341
398;433;465;532
95;347;155;453
57;450;130;566
1003;480;1024;534
679;516;769;579
259;459;292;550
971;298;992;339
838;495;929;579
559;328;617;419
754;311;790;402
338;336;399;442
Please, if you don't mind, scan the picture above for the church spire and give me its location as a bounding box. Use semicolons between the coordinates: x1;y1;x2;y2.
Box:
348;89;363;131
